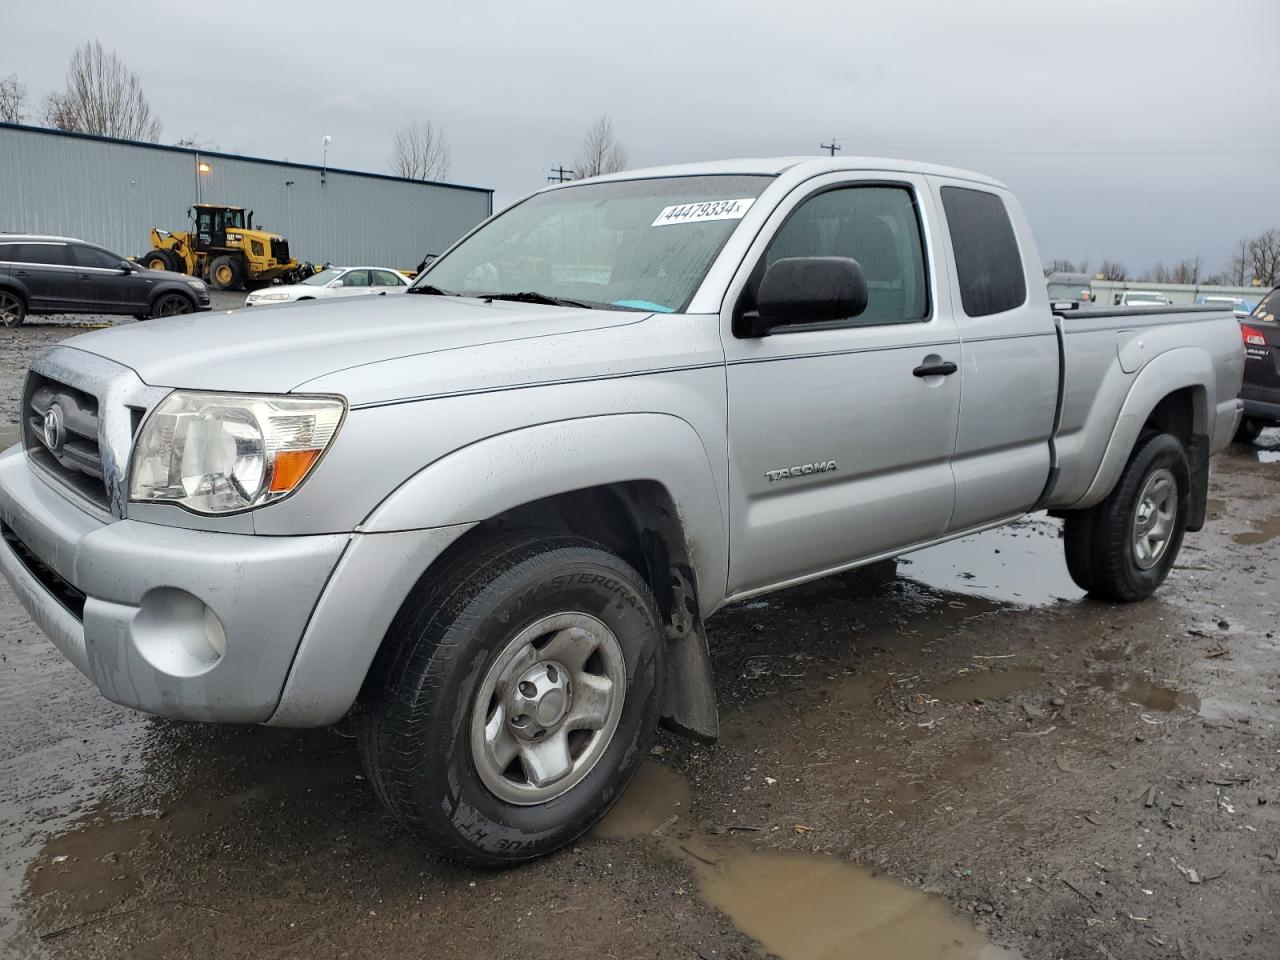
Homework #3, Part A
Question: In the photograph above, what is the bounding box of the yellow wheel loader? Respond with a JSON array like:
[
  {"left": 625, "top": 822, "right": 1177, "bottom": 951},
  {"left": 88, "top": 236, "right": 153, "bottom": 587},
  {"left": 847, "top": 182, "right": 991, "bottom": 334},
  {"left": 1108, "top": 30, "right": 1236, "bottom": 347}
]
[{"left": 143, "top": 204, "right": 304, "bottom": 291}]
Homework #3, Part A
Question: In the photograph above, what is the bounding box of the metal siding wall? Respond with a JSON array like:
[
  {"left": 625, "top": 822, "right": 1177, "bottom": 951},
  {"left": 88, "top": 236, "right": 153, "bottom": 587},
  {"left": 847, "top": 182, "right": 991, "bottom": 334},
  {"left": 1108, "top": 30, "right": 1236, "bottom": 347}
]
[{"left": 0, "top": 126, "right": 490, "bottom": 270}]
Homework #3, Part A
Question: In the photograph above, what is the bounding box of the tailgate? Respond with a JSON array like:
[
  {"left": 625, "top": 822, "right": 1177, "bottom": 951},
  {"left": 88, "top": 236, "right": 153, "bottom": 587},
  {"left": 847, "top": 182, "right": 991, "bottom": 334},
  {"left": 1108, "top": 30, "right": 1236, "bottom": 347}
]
[{"left": 1241, "top": 290, "right": 1280, "bottom": 406}]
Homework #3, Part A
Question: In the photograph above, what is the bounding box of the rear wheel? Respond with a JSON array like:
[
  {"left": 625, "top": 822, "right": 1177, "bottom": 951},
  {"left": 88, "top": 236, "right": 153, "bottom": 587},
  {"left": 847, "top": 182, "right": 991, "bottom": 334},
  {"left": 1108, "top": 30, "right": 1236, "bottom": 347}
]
[
  {"left": 358, "top": 531, "right": 664, "bottom": 867},
  {"left": 0, "top": 291, "right": 25, "bottom": 327},
  {"left": 142, "top": 249, "right": 177, "bottom": 273},
  {"left": 1063, "top": 432, "right": 1189, "bottom": 602},
  {"left": 1233, "top": 417, "right": 1265, "bottom": 445},
  {"left": 150, "top": 293, "right": 194, "bottom": 318},
  {"left": 208, "top": 255, "right": 244, "bottom": 290}
]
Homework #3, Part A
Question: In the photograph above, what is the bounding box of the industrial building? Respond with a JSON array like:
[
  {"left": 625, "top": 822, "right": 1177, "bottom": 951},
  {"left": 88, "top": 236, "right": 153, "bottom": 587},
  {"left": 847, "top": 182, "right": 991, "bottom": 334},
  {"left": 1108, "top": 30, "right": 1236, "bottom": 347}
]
[{"left": 0, "top": 122, "right": 493, "bottom": 270}]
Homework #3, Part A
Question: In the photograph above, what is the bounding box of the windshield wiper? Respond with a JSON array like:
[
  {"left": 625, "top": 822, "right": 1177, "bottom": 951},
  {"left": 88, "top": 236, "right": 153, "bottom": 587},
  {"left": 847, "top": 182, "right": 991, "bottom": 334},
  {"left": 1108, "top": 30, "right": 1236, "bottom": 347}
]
[
  {"left": 407, "top": 284, "right": 453, "bottom": 296},
  {"left": 480, "top": 291, "right": 596, "bottom": 310}
]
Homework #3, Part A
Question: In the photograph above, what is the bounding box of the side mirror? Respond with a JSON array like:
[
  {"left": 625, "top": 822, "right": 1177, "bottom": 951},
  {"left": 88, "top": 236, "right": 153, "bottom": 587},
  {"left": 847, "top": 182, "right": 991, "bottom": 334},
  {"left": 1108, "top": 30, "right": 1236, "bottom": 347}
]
[
  {"left": 745, "top": 256, "right": 869, "bottom": 336},
  {"left": 120, "top": 260, "right": 138, "bottom": 274},
  {"left": 330, "top": 279, "right": 344, "bottom": 288}
]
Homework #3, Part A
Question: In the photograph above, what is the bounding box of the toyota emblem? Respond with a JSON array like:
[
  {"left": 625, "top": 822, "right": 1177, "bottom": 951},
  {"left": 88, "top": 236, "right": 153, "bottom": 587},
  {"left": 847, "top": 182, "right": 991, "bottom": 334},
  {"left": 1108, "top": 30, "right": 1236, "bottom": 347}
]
[{"left": 42, "top": 404, "right": 65, "bottom": 455}]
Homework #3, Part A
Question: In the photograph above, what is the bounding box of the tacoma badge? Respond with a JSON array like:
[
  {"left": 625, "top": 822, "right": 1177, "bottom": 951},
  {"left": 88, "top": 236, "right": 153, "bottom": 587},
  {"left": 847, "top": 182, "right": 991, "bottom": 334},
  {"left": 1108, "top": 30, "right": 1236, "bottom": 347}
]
[{"left": 764, "top": 460, "right": 837, "bottom": 482}]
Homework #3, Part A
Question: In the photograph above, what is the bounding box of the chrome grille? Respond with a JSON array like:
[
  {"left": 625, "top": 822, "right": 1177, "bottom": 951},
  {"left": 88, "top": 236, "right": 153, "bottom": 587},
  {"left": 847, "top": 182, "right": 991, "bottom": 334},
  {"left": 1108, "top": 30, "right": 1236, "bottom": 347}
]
[{"left": 22, "top": 372, "right": 110, "bottom": 511}]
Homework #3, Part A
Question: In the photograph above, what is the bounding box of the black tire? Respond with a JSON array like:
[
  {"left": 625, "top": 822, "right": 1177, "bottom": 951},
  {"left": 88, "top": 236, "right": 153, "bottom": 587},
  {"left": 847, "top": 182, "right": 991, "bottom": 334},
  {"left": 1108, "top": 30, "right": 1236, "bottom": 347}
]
[
  {"left": 150, "top": 293, "right": 195, "bottom": 318},
  {"left": 0, "top": 289, "right": 25, "bottom": 327},
  {"left": 207, "top": 255, "right": 244, "bottom": 290},
  {"left": 142, "top": 249, "right": 177, "bottom": 273},
  {"left": 357, "top": 530, "right": 665, "bottom": 867},
  {"left": 1233, "top": 417, "right": 1265, "bottom": 445},
  {"left": 1062, "top": 432, "right": 1190, "bottom": 602}
]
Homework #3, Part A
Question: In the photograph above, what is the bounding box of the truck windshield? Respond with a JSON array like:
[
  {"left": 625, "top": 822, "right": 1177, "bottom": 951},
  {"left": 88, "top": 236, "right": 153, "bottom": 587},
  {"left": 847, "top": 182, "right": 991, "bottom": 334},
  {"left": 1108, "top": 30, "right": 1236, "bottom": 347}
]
[{"left": 416, "top": 175, "right": 774, "bottom": 312}]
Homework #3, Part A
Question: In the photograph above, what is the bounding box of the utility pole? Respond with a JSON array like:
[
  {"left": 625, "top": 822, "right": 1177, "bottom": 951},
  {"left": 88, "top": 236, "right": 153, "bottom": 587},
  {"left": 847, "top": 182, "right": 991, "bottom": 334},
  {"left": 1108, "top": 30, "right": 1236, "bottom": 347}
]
[
  {"left": 548, "top": 165, "right": 574, "bottom": 183},
  {"left": 820, "top": 140, "right": 841, "bottom": 157}
]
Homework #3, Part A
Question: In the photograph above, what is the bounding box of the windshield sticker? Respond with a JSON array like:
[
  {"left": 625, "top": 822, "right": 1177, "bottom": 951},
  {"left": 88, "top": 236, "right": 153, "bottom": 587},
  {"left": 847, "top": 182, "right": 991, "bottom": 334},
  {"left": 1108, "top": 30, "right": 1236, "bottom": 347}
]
[{"left": 651, "top": 198, "right": 755, "bottom": 227}]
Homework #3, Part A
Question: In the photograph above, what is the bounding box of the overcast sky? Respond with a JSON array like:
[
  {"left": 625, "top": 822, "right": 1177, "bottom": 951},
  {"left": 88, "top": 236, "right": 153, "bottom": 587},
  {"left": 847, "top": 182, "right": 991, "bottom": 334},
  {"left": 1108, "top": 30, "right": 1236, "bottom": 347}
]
[{"left": 4, "top": 0, "right": 1278, "bottom": 273}]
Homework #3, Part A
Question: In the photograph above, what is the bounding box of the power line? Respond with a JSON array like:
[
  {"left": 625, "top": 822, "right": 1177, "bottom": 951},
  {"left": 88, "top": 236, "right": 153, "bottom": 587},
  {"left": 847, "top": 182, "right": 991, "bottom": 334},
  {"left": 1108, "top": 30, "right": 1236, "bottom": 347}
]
[
  {"left": 548, "top": 165, "right": 574, "bottom": 183},
  {"left": 820, "top": 140, "right": 841, "bottom": 157}
]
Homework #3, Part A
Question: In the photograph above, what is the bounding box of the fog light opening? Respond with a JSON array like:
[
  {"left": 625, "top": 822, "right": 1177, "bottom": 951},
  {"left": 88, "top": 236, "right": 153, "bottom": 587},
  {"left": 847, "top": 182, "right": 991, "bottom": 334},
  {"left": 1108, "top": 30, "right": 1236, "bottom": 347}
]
[{"left": 131, "top": 587, "right": 228, "bottom": 677}]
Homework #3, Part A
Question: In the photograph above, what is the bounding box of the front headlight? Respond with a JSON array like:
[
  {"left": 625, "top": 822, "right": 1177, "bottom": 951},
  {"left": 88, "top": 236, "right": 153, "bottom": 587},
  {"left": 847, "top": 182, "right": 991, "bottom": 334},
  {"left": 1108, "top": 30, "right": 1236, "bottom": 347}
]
[
  {"left": 186, "top": 279, "right": 207, "bottom": 291},
  {"left": 129, "top": 392, "right": 346, "bottom": 515},
  {"left": 254, "top": 292, "right": 291, "bottom": 301}
]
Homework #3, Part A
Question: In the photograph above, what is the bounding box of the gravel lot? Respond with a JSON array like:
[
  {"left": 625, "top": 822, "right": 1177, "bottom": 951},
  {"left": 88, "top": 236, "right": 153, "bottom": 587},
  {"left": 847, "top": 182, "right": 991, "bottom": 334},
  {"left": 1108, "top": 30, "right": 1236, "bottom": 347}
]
[{"left": 0, "top": 312, "right": 1276, "bottom": 959}]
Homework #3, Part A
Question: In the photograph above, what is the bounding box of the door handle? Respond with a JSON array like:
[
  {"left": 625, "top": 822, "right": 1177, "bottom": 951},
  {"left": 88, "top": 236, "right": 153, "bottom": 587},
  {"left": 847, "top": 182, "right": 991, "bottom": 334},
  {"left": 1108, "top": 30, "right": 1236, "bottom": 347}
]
[
  {"left": 14, "top": 270, "right": 27, "bottom": 277},
  {"left": 913, "top": 360, "right": 958, "bottom": 378}
]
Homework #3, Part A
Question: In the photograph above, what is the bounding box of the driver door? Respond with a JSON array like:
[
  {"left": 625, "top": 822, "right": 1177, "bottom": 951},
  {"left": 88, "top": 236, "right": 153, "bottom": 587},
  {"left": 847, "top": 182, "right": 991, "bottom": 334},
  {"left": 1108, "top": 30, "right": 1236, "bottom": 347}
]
[{"left": 720, "top": 176, "right": 962, "bottom": 597}]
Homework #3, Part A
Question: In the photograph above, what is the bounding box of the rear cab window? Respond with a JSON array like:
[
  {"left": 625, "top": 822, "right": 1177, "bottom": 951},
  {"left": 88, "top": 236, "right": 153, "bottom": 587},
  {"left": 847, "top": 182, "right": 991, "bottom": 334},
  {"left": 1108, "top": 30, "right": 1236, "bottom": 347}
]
[
  {"left": 1252, "top": 288, "right": 1279, "bottom": 325},
  {"left": 940, "top": 186, "right": 1027, "bottom": 317}
]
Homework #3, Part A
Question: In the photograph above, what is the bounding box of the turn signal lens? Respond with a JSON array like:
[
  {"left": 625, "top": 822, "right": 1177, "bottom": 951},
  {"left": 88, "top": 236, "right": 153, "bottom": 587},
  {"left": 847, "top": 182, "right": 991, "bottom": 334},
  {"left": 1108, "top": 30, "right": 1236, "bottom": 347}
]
[{"left": 269, "top": 448, "right": 323, "bottom": 493}]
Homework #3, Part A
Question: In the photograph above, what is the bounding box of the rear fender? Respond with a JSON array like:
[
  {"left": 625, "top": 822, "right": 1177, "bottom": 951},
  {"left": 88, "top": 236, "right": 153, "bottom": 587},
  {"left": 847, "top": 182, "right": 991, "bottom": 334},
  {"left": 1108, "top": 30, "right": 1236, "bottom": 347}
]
[{"left": 1073, "top": 348, "right": 1213, "bottom": 510}]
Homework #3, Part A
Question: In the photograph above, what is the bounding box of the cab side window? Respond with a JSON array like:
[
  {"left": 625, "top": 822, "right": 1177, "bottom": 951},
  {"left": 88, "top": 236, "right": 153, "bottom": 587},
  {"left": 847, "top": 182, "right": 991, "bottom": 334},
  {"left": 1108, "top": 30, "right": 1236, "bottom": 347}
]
[
  {"left": 340, "top": 270, "right": 370, "bottom": 288},
  {"left": 940, "top": 186, "right": 1026, "bottom": 317},
  {"left": 372, "top": 270, "right": 403, "bottom": 287},
  {"left": 762, "top": 185, "right": 930, "bottom": 325}
]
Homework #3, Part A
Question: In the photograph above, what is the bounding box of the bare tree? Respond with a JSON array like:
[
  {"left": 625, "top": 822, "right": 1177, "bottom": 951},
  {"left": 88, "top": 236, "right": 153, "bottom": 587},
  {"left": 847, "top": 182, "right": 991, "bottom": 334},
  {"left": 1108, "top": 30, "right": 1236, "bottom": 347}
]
[
  {"left": 0, "top": 74, "right": 27, "bottom": 123},
  {"left": 1047, "top": 258, "right": 1078, "bottom": 274},
  {"left": 43, "top": 40, "right": 161, "bottom": 141},
  {"left": 1247, "top": 228, "right": 1280, "bottom": 287},
  {"left": 1098, "top": 259, "right": 1128, "bottom": 281},
  {"left": 1226, "top": 235, "right": 1251, "bottom": 286},
  {"left": 573, "top": 115, "right": 627, "bottom": 179},
  {"left": 390, "top": 119, "right": 452, "bottom": 181},
  {"left": 1169, "top": 256, "right": 1202, "bottom": 285}
]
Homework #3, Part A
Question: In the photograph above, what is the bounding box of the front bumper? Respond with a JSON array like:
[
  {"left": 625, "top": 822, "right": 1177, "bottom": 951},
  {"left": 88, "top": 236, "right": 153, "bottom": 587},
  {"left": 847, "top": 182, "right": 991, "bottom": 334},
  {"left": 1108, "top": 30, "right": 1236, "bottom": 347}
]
[{"left": 0, "top": 445, "right": 348, "bottom": 722}]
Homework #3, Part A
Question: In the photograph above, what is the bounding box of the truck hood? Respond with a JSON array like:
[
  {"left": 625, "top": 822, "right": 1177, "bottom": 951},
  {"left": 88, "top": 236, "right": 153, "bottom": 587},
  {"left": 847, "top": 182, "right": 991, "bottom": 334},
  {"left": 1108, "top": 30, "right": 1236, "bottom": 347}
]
[{"left": 64, "top": 295, "right": 646, "bottom": 399}]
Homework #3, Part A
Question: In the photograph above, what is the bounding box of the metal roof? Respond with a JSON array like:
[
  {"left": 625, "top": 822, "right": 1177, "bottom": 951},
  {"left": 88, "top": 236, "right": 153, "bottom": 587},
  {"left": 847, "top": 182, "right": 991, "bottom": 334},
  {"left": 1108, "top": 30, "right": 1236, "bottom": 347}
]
[{"left": 0, "top": 121, "right": 493, "bottom": 196}]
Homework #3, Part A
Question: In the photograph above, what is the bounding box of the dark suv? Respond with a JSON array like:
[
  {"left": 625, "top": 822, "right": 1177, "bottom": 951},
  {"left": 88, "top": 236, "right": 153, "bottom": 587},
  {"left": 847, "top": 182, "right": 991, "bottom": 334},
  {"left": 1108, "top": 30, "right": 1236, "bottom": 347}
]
[
  {"left": 1236, "top": 285, "right": 1280, "bottom": 443},
  {"left": 0, "top": 235, "right": 211, "bottom": 327}
]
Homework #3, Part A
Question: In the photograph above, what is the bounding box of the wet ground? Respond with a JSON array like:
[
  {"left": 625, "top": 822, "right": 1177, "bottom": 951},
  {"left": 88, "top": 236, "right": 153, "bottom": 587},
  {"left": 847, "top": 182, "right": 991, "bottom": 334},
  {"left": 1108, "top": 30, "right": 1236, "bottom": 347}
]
[{"left": 0, "top": 317, "right": 1277, "bottom": 959}]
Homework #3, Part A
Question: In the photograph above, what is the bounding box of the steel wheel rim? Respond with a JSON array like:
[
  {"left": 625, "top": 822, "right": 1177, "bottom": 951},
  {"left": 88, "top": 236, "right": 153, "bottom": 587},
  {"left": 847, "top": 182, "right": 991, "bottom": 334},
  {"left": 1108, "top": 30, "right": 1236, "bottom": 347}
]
[
  {"left": 1132, "top": 467, "right": 1177, "bottom": 569},
  {"left": 0, "top": 294, "right": 20, "bottom": 327},
  {"left": 215, "top": 265, "right": 232, "bottom": 285},
  {"left": 469, "top": 612, "right": 627, "bottom": 805}
]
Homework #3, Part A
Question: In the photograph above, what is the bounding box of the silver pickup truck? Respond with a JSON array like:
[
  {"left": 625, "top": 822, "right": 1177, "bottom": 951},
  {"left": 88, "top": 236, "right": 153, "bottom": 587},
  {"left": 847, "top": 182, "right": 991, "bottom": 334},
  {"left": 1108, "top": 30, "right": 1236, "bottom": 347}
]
[{"left": 0, "top": 157, "right": 1244, "bottom": 865}]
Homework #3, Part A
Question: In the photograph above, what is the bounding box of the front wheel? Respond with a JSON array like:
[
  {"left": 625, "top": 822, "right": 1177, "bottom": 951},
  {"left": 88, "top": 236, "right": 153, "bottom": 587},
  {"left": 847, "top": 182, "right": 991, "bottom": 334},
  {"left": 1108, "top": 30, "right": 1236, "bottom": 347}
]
[
  {"left": 150, "top": 293, "right": 194, "bottom": 318},
  {"left": 357, "top": 531, "right": 664, "bottom": 866},
  {"left": 1063, "top": 432, "right": 1190, "bottom": 602},
  {"left": 207, "top": 255, "right": 244, "bottom": 290}
]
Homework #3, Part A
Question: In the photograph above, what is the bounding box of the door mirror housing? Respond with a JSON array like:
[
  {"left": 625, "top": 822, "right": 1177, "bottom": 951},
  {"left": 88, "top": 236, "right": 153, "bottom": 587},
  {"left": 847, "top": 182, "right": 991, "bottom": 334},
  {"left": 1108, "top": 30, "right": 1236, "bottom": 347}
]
[
  {"left": 746, "top": 256, "right": 869, "bottom": 336},
  {"left": 330, "top": 279, "right": 344, "bottom": 288},
  {"left": 120, "top": 260, "right": 139, "bottom": 274}
]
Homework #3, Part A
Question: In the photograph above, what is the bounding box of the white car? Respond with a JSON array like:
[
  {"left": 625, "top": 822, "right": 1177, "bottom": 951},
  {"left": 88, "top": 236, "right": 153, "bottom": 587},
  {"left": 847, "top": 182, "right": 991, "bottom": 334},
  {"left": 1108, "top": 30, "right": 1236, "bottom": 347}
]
[
  {"left": 245, "top": 266, "right": 410, "bottom": 306},
  {"left": 1114, "top": 290, "right": 1172, "bottom": 306}
]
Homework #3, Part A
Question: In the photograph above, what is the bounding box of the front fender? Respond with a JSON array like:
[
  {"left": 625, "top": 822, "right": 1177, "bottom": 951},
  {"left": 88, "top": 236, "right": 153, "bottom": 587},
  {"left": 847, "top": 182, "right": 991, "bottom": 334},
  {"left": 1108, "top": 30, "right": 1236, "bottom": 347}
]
[
  {"left": 1073, "top": 347, "right": 1213, "bottom": 509},
  {"left": 360, "top": 413, "right": 729, "bottom": 610}
]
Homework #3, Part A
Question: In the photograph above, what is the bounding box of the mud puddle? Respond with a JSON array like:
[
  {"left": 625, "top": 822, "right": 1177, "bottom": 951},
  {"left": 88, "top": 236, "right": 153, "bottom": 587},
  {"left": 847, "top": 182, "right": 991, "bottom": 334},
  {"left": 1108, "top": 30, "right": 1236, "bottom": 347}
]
[
  {"left": 899, "top": 518, "right": 1084, "bottom": 606},
  {"left": 1092, "top": 672, "right": 1200, "bottom": 713},
  {"left": 928, "top": 668, "right": 1043, "bottom": 703},
  {"left": 597, "top": 762, "right": 1022, "bottom": 960},
  {"left": 1232, "top": 512, "right": 1280, "bottom": 545}
]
